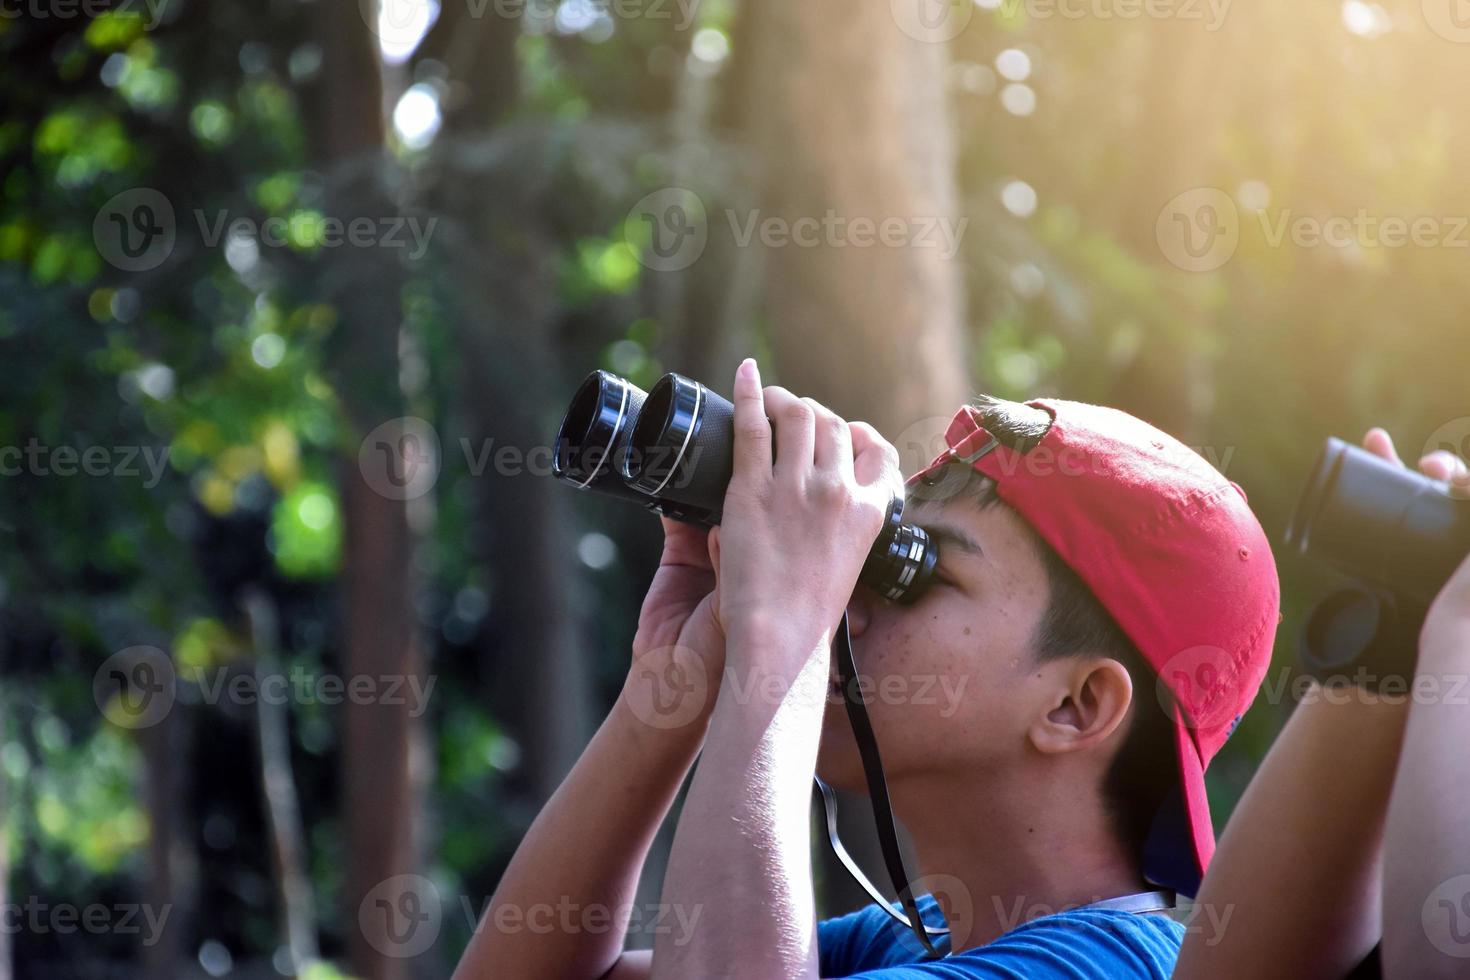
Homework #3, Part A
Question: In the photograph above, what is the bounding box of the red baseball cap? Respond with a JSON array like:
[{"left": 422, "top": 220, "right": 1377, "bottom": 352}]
[{"left": 907, "top": 398, "right": 1280, "bottom": 898}]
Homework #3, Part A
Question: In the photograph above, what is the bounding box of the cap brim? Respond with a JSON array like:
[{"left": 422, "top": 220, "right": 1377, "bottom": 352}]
[{"left": 1142, "top": 707, "right": 1215, "bottom": 899}]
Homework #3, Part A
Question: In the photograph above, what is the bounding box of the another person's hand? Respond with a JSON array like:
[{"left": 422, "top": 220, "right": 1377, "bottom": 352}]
[
  {"left": 1372, "top": 429, "right": 1470, "bottom": 980},
  {"left": 1361, "top": 427, "right": 1470, "bottom": 656},
  {"left": 707, "top": 358, "right": 903, "bottom": 673}
]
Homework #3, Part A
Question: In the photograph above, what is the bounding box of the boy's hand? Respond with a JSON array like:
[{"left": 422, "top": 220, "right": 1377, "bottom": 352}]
[
  {"left": 626, "top": 517, "right": 724, "bottom": 731},
  {"left": 707, "top": 358, "right": 903, "bottom": 669}
]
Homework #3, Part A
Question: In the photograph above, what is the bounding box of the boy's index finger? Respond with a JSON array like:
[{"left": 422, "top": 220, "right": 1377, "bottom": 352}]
[{"left": 731, "top": 358, "right": 771, "bottom": 483}]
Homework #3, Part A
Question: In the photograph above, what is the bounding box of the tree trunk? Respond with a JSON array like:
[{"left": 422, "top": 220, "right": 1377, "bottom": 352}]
[
  {"left": 142, "top": 704, "right": 194, "bottom": 978},
  {"left": 311, "top": 6, "right": 426, "bottom": 978},
  {"left": 738, "top": 0, "right": 969, "bottom": 442}
]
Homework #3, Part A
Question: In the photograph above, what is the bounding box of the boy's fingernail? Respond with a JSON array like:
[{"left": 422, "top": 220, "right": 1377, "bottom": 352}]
[{"left": 738, "top": 357, "right": 756, "bottom": 380}]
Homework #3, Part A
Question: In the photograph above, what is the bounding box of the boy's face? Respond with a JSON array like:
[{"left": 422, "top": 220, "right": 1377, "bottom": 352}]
[{"left": 816, "top": 491, "right": 1062, "bottom": 789}]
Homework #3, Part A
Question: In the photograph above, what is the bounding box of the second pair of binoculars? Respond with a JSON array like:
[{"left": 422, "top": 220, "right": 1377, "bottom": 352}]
[{"left": 552, "top": 369, "right": 938, "bottom": 604}]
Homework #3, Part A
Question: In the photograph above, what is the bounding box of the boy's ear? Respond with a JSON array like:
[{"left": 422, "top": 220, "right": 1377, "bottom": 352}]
[{"left": 1027, "top": 658, "right": 1134, "bottom": 756}]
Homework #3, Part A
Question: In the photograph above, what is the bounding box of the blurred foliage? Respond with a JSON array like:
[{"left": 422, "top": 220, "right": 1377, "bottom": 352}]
[{"left": 2, "top": 0, "right": 1468, "bottom": 975}]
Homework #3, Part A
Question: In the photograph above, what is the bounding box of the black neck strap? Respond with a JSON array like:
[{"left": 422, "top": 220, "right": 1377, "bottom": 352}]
[{"left": 827, "top": 611, "right": 943, "bottom": 958}]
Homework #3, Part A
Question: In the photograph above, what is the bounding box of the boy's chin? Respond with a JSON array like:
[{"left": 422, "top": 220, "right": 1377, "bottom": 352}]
[{"left": 815, "top": 721, "right": 866, "bottom": 793}]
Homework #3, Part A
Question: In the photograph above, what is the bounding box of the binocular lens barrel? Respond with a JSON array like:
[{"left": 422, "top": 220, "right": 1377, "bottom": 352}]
[
  {"left": 1286, "top": 436, "right": 1470, "bottom": 603},
  {"left": 622, "top": 373, "right": 735, "bottom": 518},
  {"left": 551, "top": 370, "right": 652, "bottom": 505},
  {"left": 553, "top": 369, "right": 938, "bottom": 604}
]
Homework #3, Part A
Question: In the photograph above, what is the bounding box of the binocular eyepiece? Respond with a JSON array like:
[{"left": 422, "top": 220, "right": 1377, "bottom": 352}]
[
  {"left": 1287, "top": 436, "right": 1470, "bottom": 604},
  {"left": 553, "top": 370, "right": 939, "bottom": 604}
]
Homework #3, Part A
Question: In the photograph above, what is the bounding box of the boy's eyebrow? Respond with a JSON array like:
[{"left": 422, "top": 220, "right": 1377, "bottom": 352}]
[{"left": 919, "top": 520, "right": 985, "bottom": 560}]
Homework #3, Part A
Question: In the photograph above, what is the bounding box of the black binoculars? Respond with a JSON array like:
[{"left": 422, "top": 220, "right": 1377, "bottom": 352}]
[
  {"left": 1287, "top": 435, "right": 1470, "bottom": 604},
  {"left": 551, "top": 370, "right": 939, "bottom": 603}
]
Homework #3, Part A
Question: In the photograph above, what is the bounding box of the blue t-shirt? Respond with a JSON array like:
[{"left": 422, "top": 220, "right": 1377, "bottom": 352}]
[{"left": 817, "top": 893, "right": 1184, "bottom": 979}]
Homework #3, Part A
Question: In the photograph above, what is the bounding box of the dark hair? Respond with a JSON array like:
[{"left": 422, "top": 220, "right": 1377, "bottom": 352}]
[{"left": 955, "top": 395, "right": 1178, "bottom": 868}]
